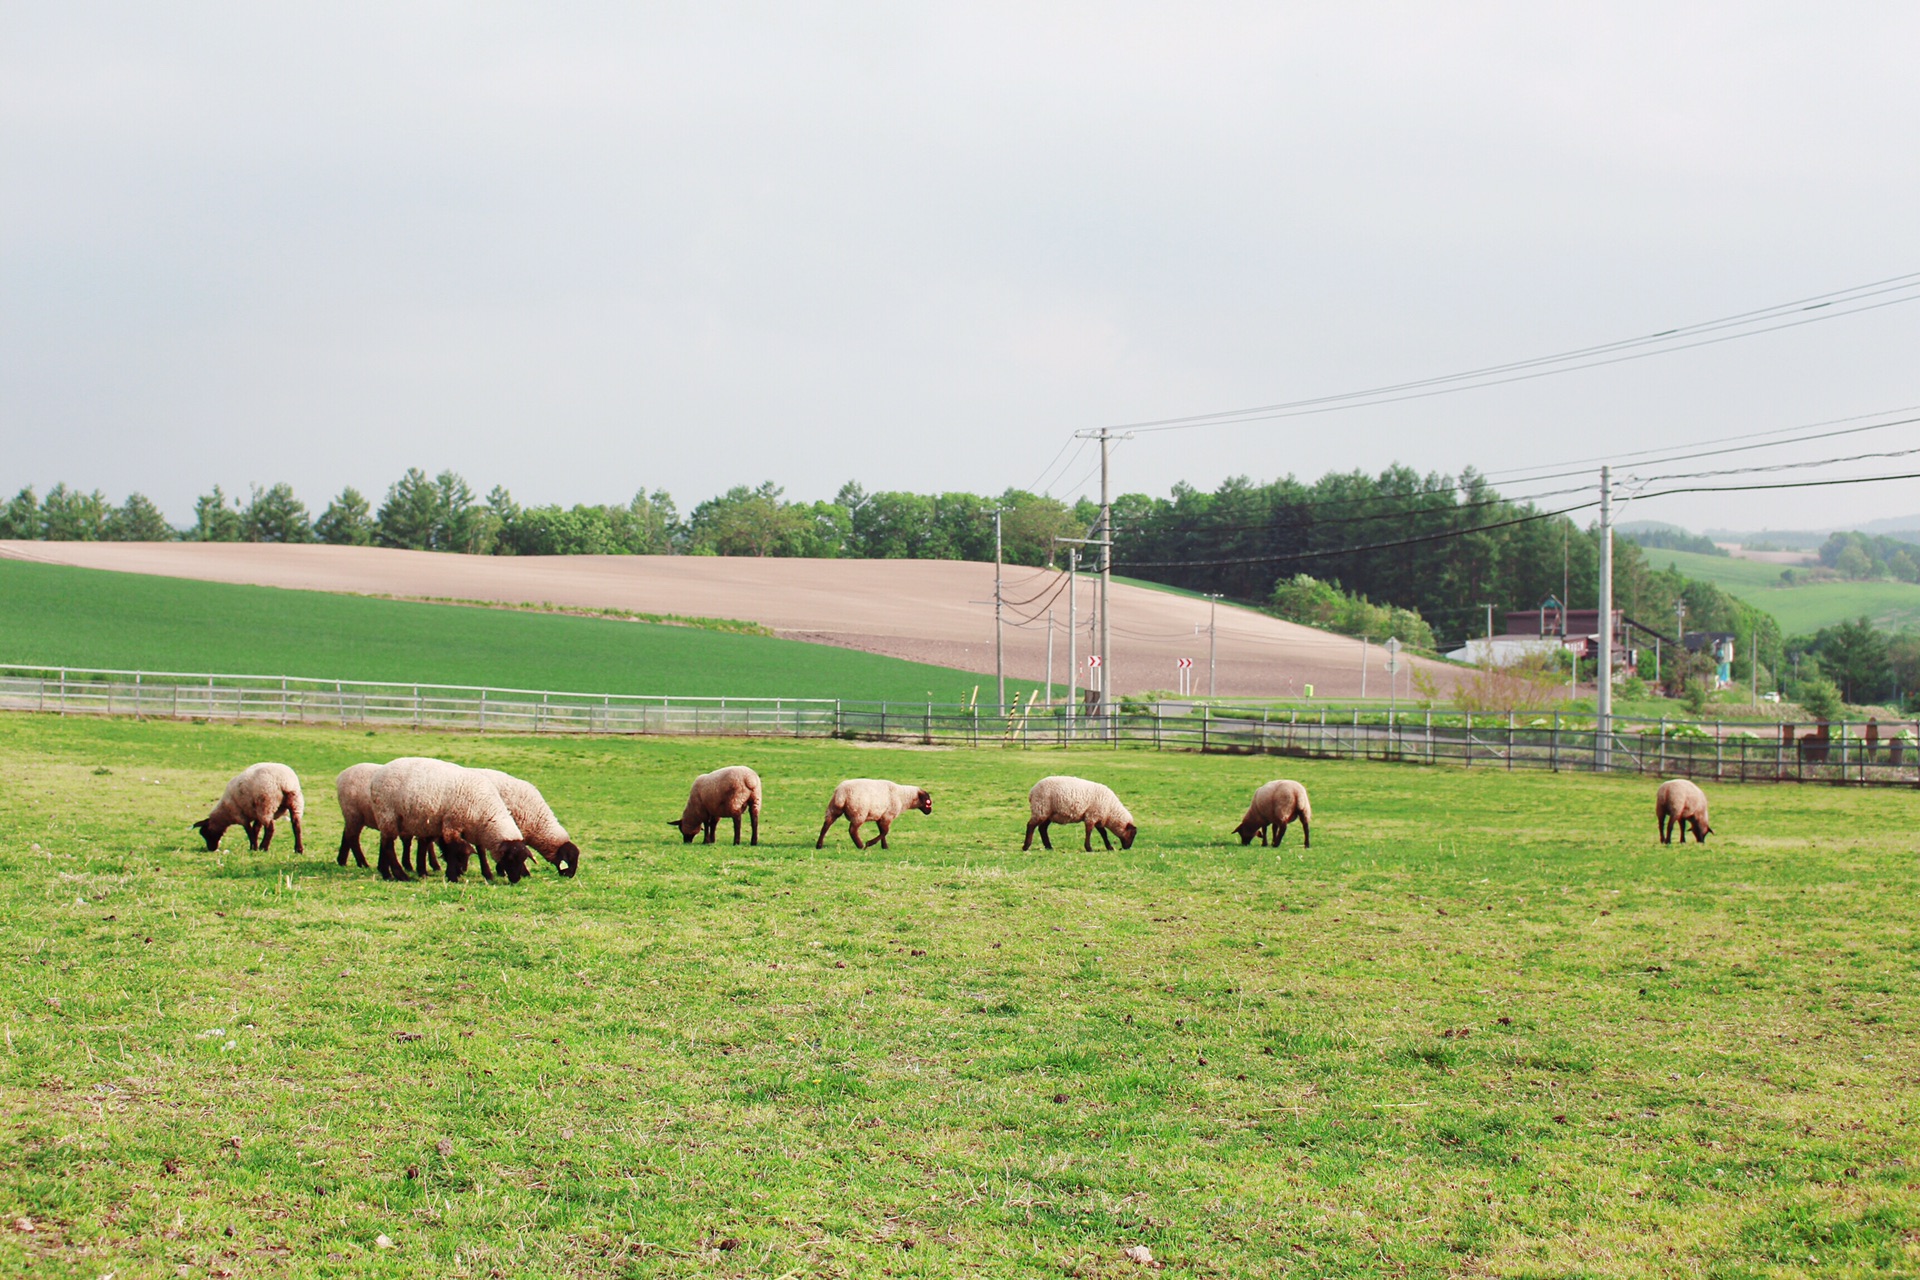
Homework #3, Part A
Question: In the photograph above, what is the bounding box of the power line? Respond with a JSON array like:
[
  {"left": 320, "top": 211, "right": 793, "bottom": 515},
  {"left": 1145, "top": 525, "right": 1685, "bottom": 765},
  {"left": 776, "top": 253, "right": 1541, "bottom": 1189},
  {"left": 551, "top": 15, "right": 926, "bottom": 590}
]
[{"left": 1091, "top": 272, "right": 1920, "bottom": 436}]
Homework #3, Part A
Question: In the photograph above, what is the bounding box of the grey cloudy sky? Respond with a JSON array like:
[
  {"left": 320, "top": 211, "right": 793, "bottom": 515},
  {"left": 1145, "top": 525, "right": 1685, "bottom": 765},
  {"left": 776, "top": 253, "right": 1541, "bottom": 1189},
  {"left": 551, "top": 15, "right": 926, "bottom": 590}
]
[{"left": 5, "top": 3, "right": 1919, "bottom": 532}]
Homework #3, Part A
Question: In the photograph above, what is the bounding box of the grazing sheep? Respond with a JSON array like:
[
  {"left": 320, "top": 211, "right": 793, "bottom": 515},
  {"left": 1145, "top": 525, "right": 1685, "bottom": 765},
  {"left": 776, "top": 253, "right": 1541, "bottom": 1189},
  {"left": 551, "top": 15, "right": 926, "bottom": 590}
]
[
  {"left": 815, "top": 779, "right": 933, "bottom": 850},
  {"left": 670, "top": 766, "right": 762, "bottom": 845},
  {"left": 1656, "top": 779, "right": 1712, "bottom": 845},
  {"left": 1234, "top": 779, "right": 1312, "bottom": 848},
  {"left": 476, "top": 768, "right": 581, "bottom": 877},
  {"left": 334, "top": 763, "right": 378, "bottom": 869},
  {"left": 368, "top": 758, "right": 533, "bottom": 883},
  {"left": 194, "top": 763, "right": 305, "bottom": 854},
  {"left": 367, "top": 757, "right": 443, "bottom": 880},
  {"left": 1022, "top": 775, "right": 1137, "bottom": 851}
]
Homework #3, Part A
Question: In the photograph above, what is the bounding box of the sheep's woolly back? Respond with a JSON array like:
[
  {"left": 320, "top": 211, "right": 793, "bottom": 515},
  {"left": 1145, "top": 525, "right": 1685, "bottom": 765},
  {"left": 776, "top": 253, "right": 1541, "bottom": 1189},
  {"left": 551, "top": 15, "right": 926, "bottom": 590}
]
[
  {"left": 684, "top": 766, "right": 762, "bottom": 821},
  {"left": 369, "top": 757, "right": 450, "bottom": 840},
  {"left": 1028, "top": 776, "right": 1134, "bottom": 828},
  {"left": 827, "top": 779, "right": 926, "bottom": 823},
  {"left": 335, "top": 763, "right": 379, "bottom": 829},
  {"left": 210, "top": 762, "right": 304, "bottom": 826},
  {"left": 1656, "top": 779, "right": 1709, "bottom": 822},
  {"left": 433, "top": 768, "right": 527, "bottom": 851},
  {"left": 477, "top": 769, "right": 570, "bottom": 855},
  {"left": 1245, "top": 779, "right": 1310, "bottom": 825}
]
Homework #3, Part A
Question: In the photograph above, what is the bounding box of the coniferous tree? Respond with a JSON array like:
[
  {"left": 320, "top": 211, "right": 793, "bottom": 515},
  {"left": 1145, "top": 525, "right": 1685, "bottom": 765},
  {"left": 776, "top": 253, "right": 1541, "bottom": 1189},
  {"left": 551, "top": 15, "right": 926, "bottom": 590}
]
[
  {"left": 242, "top": 483, "right": 314, "bottom": 543},
  {"left": 40, "top": 483, "right": 110, "bottom": 540},
  {"left": 103, "top": 493, "right": 175, "bottom": 541},
  {"left": 0, "top": 486, "right": 42, "bottom": 539},
  {"left": 314, "top": 487, "right": 375, "bottom": 545}
]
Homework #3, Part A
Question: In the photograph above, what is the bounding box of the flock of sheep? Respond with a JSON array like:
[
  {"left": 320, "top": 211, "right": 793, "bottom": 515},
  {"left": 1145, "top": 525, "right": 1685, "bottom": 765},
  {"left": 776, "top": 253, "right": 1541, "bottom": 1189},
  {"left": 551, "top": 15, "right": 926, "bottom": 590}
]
[{"left": 191, "top": 755, "right": 1710, "bottom": 877}]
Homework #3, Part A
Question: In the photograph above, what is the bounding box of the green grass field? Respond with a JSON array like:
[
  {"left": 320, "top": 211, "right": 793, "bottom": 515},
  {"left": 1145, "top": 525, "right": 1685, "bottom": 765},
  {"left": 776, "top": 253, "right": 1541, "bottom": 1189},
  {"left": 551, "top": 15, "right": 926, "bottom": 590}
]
[
  {"left": 3, "top": 713, "right": 1916, "bottom": 1277},
  {"left": 1649, "top": 550, "right": 1920, "bottom": 635},
  {"left": 0, "top": 559, "right": 989, "bottom": 703}
]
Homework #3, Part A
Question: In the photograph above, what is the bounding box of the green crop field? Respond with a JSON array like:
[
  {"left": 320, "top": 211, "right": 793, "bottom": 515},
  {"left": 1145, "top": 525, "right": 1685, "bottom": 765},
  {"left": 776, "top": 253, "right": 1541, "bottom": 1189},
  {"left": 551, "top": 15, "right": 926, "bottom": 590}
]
[
  {"left": 0, "top": 559, "right": 991, "bottom": 704},
  {"left": 4, "top": 713, "right": 1916, "bottom": 1277},
  {"left": 1648, "top": 550, "right": 1920, "bottom": 635}
]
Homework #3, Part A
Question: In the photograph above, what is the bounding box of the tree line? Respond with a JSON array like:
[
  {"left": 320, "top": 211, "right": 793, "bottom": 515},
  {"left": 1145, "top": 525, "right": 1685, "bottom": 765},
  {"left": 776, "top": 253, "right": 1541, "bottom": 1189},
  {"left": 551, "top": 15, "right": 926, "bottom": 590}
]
[
  {"left": 6, "top": 465, "right": 1914, "bottom": 706},
  {"left": 0, "top": 473, "right": 1087, "bottom": 566}
]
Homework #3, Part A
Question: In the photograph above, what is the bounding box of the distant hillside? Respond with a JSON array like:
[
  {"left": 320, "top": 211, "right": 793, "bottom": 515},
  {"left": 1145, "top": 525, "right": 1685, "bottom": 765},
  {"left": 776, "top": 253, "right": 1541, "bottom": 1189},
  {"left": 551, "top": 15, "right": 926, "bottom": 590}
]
[{"left": 1650, "top": 548, "right": 1920, "bottom": 634}]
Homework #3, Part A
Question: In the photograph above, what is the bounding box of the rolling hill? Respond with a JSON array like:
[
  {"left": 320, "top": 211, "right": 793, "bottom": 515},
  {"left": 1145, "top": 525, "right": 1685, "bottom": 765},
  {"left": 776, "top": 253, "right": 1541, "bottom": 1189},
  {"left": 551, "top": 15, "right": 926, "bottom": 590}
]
[{"left": 1648, "top": 548, "right": 1920, "bottom": 635}]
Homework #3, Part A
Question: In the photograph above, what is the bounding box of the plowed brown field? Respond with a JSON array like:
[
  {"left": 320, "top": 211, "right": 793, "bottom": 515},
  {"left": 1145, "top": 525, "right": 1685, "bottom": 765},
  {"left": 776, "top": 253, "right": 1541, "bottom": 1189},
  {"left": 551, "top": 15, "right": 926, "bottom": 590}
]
[{"left": 0, "top": 541, "right": 1465, "bottom": 698}]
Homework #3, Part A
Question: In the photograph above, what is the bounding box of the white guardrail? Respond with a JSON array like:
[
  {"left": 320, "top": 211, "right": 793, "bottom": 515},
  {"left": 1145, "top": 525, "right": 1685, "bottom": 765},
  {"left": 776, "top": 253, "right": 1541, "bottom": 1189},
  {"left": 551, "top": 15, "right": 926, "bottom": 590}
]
[{"left": 3, "top": 665, "right": 1915, "bottom": 786}]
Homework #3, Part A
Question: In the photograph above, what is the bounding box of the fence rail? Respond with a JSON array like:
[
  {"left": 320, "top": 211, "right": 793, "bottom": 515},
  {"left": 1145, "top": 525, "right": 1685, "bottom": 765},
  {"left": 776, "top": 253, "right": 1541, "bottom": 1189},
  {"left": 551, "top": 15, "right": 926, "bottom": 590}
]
[{"left": 3, "top": 665, "right": 1914, "bottom": 787}]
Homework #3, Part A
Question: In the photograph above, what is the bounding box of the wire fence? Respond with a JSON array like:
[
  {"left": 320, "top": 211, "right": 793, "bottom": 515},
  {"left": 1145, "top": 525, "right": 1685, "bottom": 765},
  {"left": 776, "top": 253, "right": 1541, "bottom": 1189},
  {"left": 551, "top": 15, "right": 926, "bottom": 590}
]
[{"left": 3, "top": 665, "right": 1915, "bottom": 787}]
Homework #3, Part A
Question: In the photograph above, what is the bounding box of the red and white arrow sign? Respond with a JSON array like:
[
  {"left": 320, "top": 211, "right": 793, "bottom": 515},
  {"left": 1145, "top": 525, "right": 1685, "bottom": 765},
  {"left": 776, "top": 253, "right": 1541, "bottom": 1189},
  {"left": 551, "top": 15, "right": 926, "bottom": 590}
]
[
  {"left": 1087, "top": 655, "right": 1102, "bottom": 668},
  {"left": 1176, "top": 657, "right": 1193, "bottom": 670}
]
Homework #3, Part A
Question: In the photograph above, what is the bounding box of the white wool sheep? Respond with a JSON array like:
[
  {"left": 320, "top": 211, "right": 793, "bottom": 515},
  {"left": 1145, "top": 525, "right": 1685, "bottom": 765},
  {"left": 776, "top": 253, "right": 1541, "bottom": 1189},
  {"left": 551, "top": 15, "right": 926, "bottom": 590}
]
[
  {"left": 194, "top": 762, "right": 305, "bottom": 854},
  {"left": 671, "top": 766, "right": 763, "bottom": 845},
  {"left": 369, "top": 759, "right": 534, "bottom": 883},
  {"left": 1656, "top": 779, "right": 1712, "bottom": 844},
  {"left": 334, "top": 763, "right": 379, "bottom": 869},
  {"left": 1022, "top": 775, "right": 1137, "bottom": 851},
  {"left": 1234, "top": 779, "right": 1312, "bottom": 848},
  {"left": 367, "top": 756, "right": 447, "bottom": 878},
  {"left": 814, "top": 779, "right": 933, "bottom": 850},
  {"left": 477, "top": 768, "right": 580, "bottom": 877}
]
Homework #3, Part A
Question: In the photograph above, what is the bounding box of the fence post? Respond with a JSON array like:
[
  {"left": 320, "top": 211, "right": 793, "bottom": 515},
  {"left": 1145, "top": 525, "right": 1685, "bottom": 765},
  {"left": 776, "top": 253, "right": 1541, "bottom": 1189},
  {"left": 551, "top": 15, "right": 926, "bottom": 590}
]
[
  {"left": 1507, "top": 710, "right": 1514, "bottom": 771},
  {"left": 59, "top": 668, "right": 66, "bottom": 715},
  {"left": 1716, "top": 721, "right": 1724, "bottom": 779},
  {"left": 1551, "top": 711, "right": 1560, "bottom": 772},
  {"left": 1201, "top": 704, "right": 1209, "bottom": 754},
  {"left": 413, "top": 686, "right": 421, "bottom": 728}
]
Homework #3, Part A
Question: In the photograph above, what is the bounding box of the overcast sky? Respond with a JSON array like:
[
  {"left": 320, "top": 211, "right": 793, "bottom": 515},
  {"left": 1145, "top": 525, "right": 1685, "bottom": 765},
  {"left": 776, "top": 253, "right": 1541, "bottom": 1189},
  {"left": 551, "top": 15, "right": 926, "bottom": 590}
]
[{"left": 5, "top": 3, "right": 1919, "bottom": 532}]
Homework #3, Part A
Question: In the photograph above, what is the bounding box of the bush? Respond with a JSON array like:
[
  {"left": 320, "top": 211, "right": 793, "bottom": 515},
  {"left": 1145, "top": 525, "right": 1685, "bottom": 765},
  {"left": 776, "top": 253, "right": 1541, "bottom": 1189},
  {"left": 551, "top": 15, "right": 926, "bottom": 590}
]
[{"left": 1266, "top": 574, "right": 1435, "bottom": 649}]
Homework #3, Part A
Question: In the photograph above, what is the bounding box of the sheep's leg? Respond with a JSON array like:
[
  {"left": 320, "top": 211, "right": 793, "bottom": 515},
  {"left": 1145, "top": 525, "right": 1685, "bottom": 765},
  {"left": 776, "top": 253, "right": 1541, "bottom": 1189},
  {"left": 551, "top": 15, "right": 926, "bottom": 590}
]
[
  {"left": 1095, "top": 824, "right": 1114, "bottom": 851},
  {"left": 1084, "top": 821, "right": 1095, "bottom": 851},
  {"left": 749, "top": 803, "right": 760, "bottom": 846},
  {"left": 442, "top": 841, "right": 470, "bottom": 882},
  {"left": 258, "top": 819, "right": 276, "bottom": 852},
  {"left": 1658, "top": 814, "right": 1669, "bottom": 844},
  {"left": 1273, "top": 819, "right": 1287, "bottom": 848},
  {"left": 345, "top": 830, "right": 368, "bottom": 869},
  {"left": 876, "top": 816, "right": 892, "bottom": 850},
  {"left": 424, "top": 838, "right": 441, "bottom": 873},
  {"left": 378, "top": 832, "right": 411, "bottom": 882},
  {"left": 338, "top": 824, "right": 359, "bottom": 867},
  {"left": 476, "top": 845, "right": 496, "bottom": 881},
  {"left": 1022, "top": 819, "right": 1039, "bottom": 851},
  {"left": 848, "top": 821, "right": 868, "bottom": 850},
  {"left": 288, "top": 809, "right": 304, "bottom": 855},
  {"left": 702, "top": 818, "right": 717, "bottom": 844},
  {"left": 816, "top": 805, "right": 842, "bottom": 850},
  {"left": 729, "top": 813, "right": 743, "bottom": 845},
  {"left": 243, "top": 820, "right": 261, "bottom": 851},
  {"left": 1299, "top": 814, "right": 1310, "bottom": 849}
]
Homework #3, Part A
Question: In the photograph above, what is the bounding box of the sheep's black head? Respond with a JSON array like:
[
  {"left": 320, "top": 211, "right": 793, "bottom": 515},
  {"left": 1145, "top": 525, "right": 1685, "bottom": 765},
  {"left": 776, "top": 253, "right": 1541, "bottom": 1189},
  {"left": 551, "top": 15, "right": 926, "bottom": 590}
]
[
  {"left": 553, "top": 840, "right": 580, "bottom": 878},
  {"left": 1693, "top": 819, "right": 1712, "bottom": 843},
  {"left": 442, "top": 844, "right": 471, "bottom": 882},
  {"left": 192, "top": 818, "right": 226, "bottom": 851},
  {"left": 915, "top": 789, "right": 933, "bottom": 815},
  {"left": 1233, "top": 817, "right": 1262, "bottom": 846},
  {"left": 669, "top": 817, "right": 700, "bottom": 843},
  {"left": 496, "top": 841, "right": 534, "bottom": 885},
  {"left": 1117, "top": 822, "right": 1138, "bottom": 850}
]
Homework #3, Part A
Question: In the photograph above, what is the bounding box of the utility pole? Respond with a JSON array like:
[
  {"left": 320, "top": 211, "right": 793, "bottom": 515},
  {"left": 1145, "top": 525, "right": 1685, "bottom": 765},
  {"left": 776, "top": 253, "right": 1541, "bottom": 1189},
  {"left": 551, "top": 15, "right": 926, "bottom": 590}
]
[
  {"left": 1204, "top": 593, "right": 1221, "bottom": 698},
  {"left": 1067, "top": 548, "right": 1078, "bottom": 740},
  {"left": 1360, "top": 636, "right": 1369, "bottom": 699},
  {"left": 1098, "top": 428, "right": 1113, "bottom": 734},
  {"left": 1481, "top": 603, "right": 1494, "bottom": 641},
  {"left": 992, "top": 508, "right": 1006, "bottom": 714},
  {"left": 1045, "top": 609, "right": 1055, "bottom": 710},
  {"left": 1597, "top": 465, "right": 1614, "bottom": 770}
]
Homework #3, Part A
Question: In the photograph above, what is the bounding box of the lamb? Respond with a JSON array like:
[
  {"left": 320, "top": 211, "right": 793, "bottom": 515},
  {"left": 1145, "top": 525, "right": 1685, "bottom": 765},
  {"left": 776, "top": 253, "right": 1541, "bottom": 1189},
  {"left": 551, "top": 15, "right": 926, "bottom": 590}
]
[
  {"left": 476, "top": 768, "right": 581, "bottom": 877},
  {"left": 193, "top": 762, "right": 305, "bottom": 854},
  {"left": 1234, "top": 779, "right": 1312, "bottom": 848},
  {"left": 670, "top": 766, "right": 762, "bottom": 845},
  {"left": 815, "top": 779, "right": 933, "bottom": 850},
  {"left": 1656, "top": 779, "right": 1712, "bottom": 844},
  {"left": 369, "top": 758, "right": 535, "bottom": 883},
  {"left": 1022, "top": 775, "right": 1137, "bottom": 851},
  {"left": 334, "top": 763, "right": 378, "bottom": 869}
]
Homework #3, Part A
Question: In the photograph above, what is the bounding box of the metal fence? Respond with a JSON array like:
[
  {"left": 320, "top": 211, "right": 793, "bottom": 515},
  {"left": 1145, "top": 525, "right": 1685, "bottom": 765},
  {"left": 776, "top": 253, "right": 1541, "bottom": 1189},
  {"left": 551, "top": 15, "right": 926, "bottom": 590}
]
[{"left": 3, "top": 665, "right": 1915, "bottom": 787}]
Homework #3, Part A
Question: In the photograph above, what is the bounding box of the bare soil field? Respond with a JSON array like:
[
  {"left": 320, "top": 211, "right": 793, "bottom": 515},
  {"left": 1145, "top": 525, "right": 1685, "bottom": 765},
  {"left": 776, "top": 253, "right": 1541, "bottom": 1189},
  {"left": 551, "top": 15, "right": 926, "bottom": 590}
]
[{"left": 0, "top": 541, "right": 1465, "bottom": 698}]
